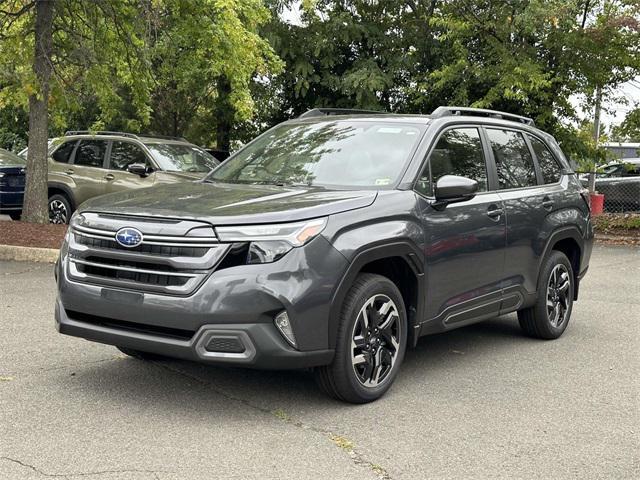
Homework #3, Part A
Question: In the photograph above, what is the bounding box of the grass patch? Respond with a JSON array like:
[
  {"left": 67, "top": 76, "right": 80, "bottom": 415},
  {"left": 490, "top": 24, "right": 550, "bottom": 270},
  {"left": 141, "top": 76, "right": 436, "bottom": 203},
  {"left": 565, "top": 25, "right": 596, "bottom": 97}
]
[
  {"left": 329, "top": 434, "right": 355, "bottom": 452},
  {"left": 592, "top": 213, "right": 640, "bottom": 232}
]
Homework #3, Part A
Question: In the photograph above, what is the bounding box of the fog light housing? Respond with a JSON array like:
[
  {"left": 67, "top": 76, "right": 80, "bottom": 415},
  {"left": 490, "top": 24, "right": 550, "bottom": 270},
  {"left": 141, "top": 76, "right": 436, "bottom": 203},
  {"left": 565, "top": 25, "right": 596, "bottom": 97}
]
[{"left": 274, "top": 311, "right": 297, "bottom": 349}]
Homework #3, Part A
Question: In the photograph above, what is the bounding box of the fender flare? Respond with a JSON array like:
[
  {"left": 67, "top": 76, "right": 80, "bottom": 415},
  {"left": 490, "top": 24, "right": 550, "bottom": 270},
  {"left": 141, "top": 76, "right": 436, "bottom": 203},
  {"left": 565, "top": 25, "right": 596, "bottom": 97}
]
[
  {"left": 47, "top": 182, "right": 77, "bottom": 211},
  {"left": 327, "top": 241, "right": 425, "bottom": 349},
  {"left": 537, "top": 226, "right": 584, "bottom": 291}
]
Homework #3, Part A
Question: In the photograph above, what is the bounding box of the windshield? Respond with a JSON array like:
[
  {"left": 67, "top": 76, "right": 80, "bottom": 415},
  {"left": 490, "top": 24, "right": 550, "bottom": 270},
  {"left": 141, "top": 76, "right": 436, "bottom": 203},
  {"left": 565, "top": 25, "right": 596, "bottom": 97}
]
[
  {"left": 0, "top": 149, "right": 26, "bottom": 166},
  {"left": 145, "top": 143, "right": 219, "bottom": 173},
  {"left": 207, "top": 121, "right": 424, "bottom": 187}
]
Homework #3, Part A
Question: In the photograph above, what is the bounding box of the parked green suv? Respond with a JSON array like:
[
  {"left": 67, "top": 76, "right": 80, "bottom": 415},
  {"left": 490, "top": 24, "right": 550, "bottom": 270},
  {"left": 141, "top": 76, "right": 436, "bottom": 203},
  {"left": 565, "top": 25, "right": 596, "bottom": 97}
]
[{"left": 47, "top": 132, "right": 219, "bottom": 223}]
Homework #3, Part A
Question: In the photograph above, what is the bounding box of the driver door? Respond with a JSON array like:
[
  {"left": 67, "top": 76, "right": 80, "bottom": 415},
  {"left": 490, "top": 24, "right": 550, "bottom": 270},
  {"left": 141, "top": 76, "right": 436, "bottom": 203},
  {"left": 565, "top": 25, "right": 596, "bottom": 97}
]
[
  {"left": 415, "top": 126, "right": 507, "bottom": 329},
  {"left": 104, "top": 140, "right": 157, "bottom": 194}
]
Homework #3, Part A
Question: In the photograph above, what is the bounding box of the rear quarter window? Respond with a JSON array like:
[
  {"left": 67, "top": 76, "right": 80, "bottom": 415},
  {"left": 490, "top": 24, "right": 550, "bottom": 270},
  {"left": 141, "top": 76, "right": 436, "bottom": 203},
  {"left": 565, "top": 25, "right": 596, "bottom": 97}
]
[
  {"left": 528, "top": 135, "right": 562, "bottom": 184},
  {"left": 51, "top": 141, "right": 77, "bottom": 163}
]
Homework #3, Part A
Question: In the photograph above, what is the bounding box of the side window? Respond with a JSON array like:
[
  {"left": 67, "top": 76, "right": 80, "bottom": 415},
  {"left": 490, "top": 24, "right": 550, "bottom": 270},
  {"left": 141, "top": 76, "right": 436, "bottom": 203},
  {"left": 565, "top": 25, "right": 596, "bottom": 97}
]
[
  {"left": 51, "top": 141, "right": 77, "bottom": 163},
  {"left": 528, "top": 135, "right": 561, "bottom": 184},
  {"left": 415, "top": 127, "right": 487, "bottom": 196},
  {"left": 109, "top": 141, "right": 149, "bottom": 171},
  {"left": 487, "top": 129, "right": 537, "bottom": 189},
  {"left": 73, "top": 140, "right": 107, "bottom": 168}
]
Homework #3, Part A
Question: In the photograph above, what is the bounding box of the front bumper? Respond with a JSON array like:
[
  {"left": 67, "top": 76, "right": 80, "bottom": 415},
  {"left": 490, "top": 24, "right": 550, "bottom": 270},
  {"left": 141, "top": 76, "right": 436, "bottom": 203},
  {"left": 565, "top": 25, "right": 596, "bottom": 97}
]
[
  {"left": 55, "top": 299, "right": 333, "bottom": 368},
  {"left": 55, "top": 234, "right": 346, "bottom": 369}
]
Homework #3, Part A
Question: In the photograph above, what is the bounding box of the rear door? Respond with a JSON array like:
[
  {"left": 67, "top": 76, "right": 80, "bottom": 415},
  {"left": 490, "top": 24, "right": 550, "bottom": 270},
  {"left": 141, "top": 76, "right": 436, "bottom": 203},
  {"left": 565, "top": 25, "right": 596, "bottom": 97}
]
[
  {"left": 415, "top": 126, "right": 507, "bottom": 328},
  {"left": 486, "top": 127, "right": 553, "bottom": 297},
  {"left": 104, "top": 140, "right": 156, "bottom": 194},
  {"left": 69, "top": 139, "right": 109, "bottom": 204}
]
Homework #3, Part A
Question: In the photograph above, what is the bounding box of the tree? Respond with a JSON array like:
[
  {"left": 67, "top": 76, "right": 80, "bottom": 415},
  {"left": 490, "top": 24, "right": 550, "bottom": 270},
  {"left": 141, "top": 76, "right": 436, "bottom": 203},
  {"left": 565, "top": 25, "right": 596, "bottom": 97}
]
[
  {"left": 144, "top": 0, "right": 282, "bottom": 149},
  {"left": 0, "top": 0, "right": 282, "bottom": 222},
  {"left": 0, "top": 0, "right": 153, "bottom": 223},
  {"left": 611, "top": 106, "right": 640, "bottom": 142}
]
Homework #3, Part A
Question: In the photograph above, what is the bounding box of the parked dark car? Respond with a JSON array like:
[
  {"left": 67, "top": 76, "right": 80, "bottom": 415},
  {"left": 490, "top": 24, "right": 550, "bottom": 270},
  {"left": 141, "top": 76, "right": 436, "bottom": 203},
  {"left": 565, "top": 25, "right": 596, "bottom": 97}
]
[
  {"left": 0, "top": 148, "right": 26, "bottom": 220},
  {"left": 55, "top": 107, "right": 593, "bottom": 403},
  {"left": 580, "top": 158, "right": 640, "bottom": 211}
]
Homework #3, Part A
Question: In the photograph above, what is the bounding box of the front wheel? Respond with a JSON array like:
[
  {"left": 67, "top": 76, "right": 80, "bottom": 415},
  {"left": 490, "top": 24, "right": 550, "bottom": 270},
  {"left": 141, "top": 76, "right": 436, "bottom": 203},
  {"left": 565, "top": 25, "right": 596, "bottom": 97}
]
[
  {"left": 48, "top": 194, "right": 71, "bottom": 224},
  {"left": 315, "top": 273, "right": 407, "bottom": 403},
  {"left": 518, "top": 251, "right": 574, "bottom": 339}
]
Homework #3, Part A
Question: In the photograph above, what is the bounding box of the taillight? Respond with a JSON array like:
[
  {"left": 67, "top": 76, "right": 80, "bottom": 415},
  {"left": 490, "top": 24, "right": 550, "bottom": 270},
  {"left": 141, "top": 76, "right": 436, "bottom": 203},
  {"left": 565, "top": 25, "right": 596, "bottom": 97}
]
[{"left": 579, "top": 188, "right": 591, "bottom": 211}]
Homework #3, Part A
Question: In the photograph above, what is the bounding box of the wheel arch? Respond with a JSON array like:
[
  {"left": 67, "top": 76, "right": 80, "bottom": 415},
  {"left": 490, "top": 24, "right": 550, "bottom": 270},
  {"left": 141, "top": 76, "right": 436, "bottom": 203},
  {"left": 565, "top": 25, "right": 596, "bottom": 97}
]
[
  {"left": 47, "top": 182, "right": 76, "bottom": 212},
  {"left": 329, "top": 242, "right": 425, "bottom": 349},
  {"left": 538, "top": 227, "right": 583, "bottom": 299}
]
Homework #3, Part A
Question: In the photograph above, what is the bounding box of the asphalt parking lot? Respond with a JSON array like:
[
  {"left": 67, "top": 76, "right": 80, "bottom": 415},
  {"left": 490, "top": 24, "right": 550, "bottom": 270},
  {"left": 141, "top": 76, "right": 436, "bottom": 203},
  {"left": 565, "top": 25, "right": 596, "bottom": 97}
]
[{"left": 1, "top": 244, "right": 638, "bottom": 479}]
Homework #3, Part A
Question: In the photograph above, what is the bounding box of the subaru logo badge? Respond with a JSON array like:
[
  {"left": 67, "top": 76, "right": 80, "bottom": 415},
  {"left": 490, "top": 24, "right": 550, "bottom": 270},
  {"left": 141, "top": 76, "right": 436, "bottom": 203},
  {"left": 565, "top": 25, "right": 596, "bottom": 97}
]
[{"left": 115, "top": 227, "right": 143, "bottom": 248}]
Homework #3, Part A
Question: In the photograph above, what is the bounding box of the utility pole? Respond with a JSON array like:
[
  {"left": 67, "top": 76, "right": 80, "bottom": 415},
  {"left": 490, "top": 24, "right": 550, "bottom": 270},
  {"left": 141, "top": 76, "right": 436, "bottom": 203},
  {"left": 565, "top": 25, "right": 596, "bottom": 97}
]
[{"left": 588, "top": 85, "right": 602, "bottom": 193}]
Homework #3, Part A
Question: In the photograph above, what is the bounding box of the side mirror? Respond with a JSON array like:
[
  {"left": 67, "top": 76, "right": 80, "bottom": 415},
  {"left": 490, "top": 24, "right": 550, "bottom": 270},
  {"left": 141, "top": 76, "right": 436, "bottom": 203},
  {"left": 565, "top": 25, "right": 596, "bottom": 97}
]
[
  {"left": 127, "top": 163, "right": 152, "bottom": 177},
  {"left": 434, "top": 175, "right": 478, "bottom": 206}
]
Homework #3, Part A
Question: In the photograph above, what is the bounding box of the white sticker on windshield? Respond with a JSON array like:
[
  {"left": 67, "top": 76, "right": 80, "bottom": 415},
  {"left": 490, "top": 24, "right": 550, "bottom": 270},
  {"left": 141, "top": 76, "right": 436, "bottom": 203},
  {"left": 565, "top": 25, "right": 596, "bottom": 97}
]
[
  {"left": 377, "top": 127, "right": 402, "bottom": 134},
  {"left": 375, "top": 178, "right": 391, "bottom": 186}
]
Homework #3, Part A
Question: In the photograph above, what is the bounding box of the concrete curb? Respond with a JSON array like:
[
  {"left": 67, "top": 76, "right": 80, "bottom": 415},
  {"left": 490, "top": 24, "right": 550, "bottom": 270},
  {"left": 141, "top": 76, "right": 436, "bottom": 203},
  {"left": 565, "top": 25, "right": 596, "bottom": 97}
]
[
  {"left": 595, "top": 233, "right": 639, "bottom": 245},
  {"left": 0, "top": 244, "right": 59, "bottom": 263}
]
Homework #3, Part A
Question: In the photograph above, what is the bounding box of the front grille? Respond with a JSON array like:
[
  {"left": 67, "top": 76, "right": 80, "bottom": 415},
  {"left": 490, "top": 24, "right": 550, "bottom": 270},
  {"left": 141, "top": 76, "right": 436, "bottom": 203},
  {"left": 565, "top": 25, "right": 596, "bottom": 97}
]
[
  {"left": 76, "top": 234, "right": 209, "bottom": 257},
  {"left": 7, "top": 176, "right": 25, "bottom": 188},
  {"left": 66, "top": 214, "right": 230, "bottom": 295},
  {"left": 76, "top": 262, "right": 190, "bottom": 287}
]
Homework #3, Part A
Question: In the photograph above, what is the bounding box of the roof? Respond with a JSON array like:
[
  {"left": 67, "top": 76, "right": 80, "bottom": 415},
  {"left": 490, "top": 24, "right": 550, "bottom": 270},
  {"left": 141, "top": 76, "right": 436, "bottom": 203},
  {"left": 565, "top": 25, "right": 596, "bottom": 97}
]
[{"left": 602, "top": 142, "right": 640, "bottom": 148}]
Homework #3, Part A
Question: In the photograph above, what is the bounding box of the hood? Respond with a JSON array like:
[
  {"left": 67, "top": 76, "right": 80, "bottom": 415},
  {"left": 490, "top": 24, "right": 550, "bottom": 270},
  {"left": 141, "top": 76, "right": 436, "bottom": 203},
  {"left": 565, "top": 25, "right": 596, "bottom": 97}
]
[
  {"left": 154, "top": 170, "right": 207, "bottom": 183},
  {"left": 79, "top": 181, "right": 377, "bottom": 225}
]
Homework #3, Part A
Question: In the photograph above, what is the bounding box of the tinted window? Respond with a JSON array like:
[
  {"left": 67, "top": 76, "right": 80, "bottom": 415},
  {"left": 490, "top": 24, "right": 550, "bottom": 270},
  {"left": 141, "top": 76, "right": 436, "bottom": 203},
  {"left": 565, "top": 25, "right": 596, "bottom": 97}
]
[
  {"left": 416, "top": 128, "right": 487, "bottom": 196},
  {"left": 110, "top": 141, "right": 149, "bottom": 171},
  {"left": 487, "top": 129, "right": 537, "bottom": 189},
  {"left": 208, "top": 121, "right": 423, "bottom": 187},
  {"left": 74, "top": 140, "right": 107, "bottom": 168},
  {"left": 52, "top": 141, "right": 77, "bottom": 164},
  {"left": 529, "top": 135, "right": 561, "bottom": 184}
]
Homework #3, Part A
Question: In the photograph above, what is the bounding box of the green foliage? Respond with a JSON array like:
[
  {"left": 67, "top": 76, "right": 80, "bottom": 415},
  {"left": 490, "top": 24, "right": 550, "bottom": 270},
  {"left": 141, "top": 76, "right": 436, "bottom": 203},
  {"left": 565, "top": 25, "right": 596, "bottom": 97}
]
[
  {"left": 0, "top": 0, "right": 282, "bottom": 146},
  {"left": 611, "top": 107, "right": 640, "bottom": 141},
  {"left": 146, "top": 0, "right": 282, "bottom": 145}
]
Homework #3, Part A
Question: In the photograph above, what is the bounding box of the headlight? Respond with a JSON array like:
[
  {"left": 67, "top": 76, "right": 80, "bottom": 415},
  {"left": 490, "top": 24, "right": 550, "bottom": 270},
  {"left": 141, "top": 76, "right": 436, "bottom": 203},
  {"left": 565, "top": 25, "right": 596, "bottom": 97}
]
[
  {"left": 69, "top": 211, "right": 84, "bottom": 228},
  {"left": 216, "top": 218, "right": 327, "bottom": 247},
  {"left": 216, "top": 218, "right": 327, "bottom": 264}
]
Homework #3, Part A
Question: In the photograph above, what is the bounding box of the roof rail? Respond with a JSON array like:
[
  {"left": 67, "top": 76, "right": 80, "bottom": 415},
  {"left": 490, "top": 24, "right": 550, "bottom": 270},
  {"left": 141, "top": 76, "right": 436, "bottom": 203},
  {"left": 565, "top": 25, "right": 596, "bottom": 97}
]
[
  {"left": 138, "top": 134, "right": 188, "bottom": 142},
  {"left": 431, "top": 106, "right": 535, "bottom": 126},
  {"left": 298, "top": 108, "right": 388, "bottom": 119},
  {"left": 64, "top": 130, "right": 140, "bottom": 139}
]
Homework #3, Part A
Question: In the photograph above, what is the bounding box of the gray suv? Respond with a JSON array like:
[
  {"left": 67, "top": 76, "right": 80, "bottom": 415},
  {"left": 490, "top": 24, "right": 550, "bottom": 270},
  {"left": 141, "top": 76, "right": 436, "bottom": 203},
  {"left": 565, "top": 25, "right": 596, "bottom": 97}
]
[{"left": 55, "top": 107, "right": 593, "bottom": 403}]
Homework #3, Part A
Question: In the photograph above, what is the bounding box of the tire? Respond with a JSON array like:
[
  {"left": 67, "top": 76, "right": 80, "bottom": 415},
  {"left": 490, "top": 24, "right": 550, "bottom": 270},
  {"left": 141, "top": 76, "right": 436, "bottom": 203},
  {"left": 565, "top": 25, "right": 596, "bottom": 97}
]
[
  {"left": 518, "top": 250, "right": 574, "bottom": 339},
  {"left": 9, "top": 212, "right": 21, "bottom": 221},
  {"left": 315, "top": 273, "right": 408, "bottom": 403},
  {"left": 48, "top": 194, "right": 72, "bottom": 224},
  {"left": 116, "top": 346, "right": 164, "bottom": 361}
]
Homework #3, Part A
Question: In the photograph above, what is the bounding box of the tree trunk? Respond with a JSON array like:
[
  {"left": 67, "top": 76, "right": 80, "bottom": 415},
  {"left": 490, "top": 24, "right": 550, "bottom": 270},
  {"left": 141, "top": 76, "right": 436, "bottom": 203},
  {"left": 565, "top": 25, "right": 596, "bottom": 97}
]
[
  {"left": 22, "top": 0, "right": 54, "bottom": 224},
  {"left": 216, "top": 76, "right": 232, "bottom": 152},
  {"left": 588, "top": 85, "right": 602, "bottom": 193}
]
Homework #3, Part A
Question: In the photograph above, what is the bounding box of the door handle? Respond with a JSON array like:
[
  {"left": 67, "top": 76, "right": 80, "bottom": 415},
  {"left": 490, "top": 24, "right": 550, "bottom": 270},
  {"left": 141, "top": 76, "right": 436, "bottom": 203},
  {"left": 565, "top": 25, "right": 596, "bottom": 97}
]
[
  {"left": 487, "top": 205, "right": 504, "bottom": 219},
  {"left": 104, "top": 173, "right": 115, "bottom": 181},
  {"left": 65, "top": 169, "right": 75, "bottom": 175},
  {"left": 542, "top": 196, "right": 554, "bottom": 210}
]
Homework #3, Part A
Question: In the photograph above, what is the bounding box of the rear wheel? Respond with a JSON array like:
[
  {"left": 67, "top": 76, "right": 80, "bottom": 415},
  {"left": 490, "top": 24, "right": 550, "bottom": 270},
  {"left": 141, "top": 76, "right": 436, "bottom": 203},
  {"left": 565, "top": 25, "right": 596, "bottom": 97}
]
[
  {"left": 48, "top": 194, "right": 72, "bottom": 224},
  {"left": 315, "top": 273, "right": 407, "bottom": 403},
  {"left": 518, "top": 250, "right": 574, "bottom": 339}
]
